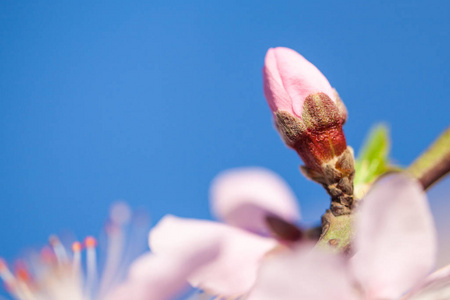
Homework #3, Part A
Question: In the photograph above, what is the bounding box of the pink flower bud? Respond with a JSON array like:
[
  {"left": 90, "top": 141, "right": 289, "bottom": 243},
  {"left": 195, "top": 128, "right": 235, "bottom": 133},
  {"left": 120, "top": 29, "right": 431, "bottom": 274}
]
[
  {"left": 263, "top": 47, "right": 349, "bottom": 172},
  {"left": 263, "top": 47, "right": 337, "bottom": 117}
]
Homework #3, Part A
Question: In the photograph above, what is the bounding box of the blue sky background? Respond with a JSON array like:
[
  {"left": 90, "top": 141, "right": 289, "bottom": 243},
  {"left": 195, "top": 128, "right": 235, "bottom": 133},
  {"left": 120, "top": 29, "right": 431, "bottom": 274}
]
[{"left": 0, "top": 0, "right": 449, "bottom": 291}]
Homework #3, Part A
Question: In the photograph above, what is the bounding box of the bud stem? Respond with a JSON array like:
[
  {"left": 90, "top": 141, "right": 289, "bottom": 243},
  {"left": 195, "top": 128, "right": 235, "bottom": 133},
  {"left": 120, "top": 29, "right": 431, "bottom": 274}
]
[
  {"left": 315, "top": 211, "right": 353, "bottom": 252},
  {"left": 317, "top": 128, "right": 450, "bottom": 253},
  {"left": 408, "top": 128, "right": 450, "bottom": 190}
]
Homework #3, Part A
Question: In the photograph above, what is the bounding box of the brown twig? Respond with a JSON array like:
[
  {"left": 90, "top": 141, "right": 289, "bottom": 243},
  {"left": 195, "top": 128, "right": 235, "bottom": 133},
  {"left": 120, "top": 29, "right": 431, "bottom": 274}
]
[{"left": 408, "top": 128, "right": 450, "bottom": 190}]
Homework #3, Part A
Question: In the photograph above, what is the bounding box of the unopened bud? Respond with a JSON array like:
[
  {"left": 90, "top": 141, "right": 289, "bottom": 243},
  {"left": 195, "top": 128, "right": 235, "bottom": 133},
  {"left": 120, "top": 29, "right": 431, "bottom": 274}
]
[
  {"left": 263, "top": 47, "right": 354, "bottom": 215},
  {"left": 264, "top": 47, "right": 347, "bottom": 169}
]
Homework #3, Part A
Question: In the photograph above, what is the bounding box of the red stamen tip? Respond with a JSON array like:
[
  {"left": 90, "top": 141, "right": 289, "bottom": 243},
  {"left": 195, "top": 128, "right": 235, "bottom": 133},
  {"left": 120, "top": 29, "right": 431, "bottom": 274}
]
[
  {"left": 84, "top": 236, "right": 97, "bottom": 248},
  {"left": 72, "top": 241, "right": 82, "bottom": 252},
  {"left": 14, "top": 262, "right": 30, "bottom": 281}
]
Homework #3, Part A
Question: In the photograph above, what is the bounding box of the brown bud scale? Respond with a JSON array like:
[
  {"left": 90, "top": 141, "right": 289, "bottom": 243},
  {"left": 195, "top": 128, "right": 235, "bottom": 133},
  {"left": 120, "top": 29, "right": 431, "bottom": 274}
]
[
  {"left": 301, "top": 148, "right": 355, "bottom": 216},
  {"left": 274, "top": 93, "right": 354, "bottom": 216},
  {"left": 275, "top": 93, "right": 347, "bottom": 172}
]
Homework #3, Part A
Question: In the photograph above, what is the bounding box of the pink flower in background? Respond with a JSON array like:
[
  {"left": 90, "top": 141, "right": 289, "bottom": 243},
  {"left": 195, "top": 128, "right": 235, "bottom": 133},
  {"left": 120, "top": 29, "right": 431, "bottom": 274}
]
[
  {"left": 2, "top": 164, "right": 444, "bottom": 300},
  {"left": 107, "top": 239, "right": 220, "bottom": 300},
  {"left": 0, "top": 203, "right": 217, "bottom": 300},
  {"left": 148, "top": 167, "right": 302, "bottom": 298},
  {"left": 149, "top": 216, "right": 276, "bottom": 298},
  {"left": 247, "top": 174, "right": 444, "bottom": 300}
]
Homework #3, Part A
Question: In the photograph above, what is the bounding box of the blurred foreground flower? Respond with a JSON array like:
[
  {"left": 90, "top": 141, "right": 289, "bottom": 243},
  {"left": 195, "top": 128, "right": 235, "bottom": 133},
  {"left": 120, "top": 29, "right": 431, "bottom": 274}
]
[
  {"left": 0, "top": 203, "right": 219, "bottom": 300},
  {"left": 247, "top": 174, "right": 450, "bottom": 300},
  {"left": 149, "top": 168, "right": 304, "bottom": 299}
]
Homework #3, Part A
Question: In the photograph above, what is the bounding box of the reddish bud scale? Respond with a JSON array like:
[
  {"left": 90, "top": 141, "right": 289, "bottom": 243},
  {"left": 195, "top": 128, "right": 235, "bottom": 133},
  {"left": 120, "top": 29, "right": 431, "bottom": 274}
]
[{"left": 294, "top": 125, "right": 347, "bottom": 172}]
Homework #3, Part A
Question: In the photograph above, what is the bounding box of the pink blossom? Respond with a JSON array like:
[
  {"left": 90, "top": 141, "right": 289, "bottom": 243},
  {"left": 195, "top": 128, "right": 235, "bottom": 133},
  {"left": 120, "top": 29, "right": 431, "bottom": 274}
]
[
  {"left": 404, "top": 264, "right": 450, "bottom": 299},
  {"left": 247, "top": 243, "right": 359, "bottom": 300},
  {"left": 247, "top": 174, "right": 443, "bottom": 300},
  {"left": 148, "top": 167, "right": 302, "bottom": 298},
  {"left": 106, "top": 239, "right": 220, "bottom": 300},
  {"left": 149, "top": 216, "right": 277, "bottom": 298}
]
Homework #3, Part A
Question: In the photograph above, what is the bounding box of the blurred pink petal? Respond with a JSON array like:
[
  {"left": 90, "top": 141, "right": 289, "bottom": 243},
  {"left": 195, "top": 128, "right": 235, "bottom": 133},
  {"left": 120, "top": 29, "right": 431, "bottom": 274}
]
[
  {"left": 210, "top": 167, "right": 300, "bottom": 234},
  {"left": 106, "top": 241, "right": 220, "bottom": 300},
  {"left": 149, "top": 215, "right": 277, "bottom": 297},
  {"left": 105, "top": 254, "right": 188, "bottom": 300},
  {"left": 351, "top": 174, "right": 437, "bottom": 299},
  {"left": 263, "top": 47, "right": 335, "bottom": 117},
  {"left": 247, "top": 244, "right": 358, "bottom": 300},
  {"left": 404, "top": 264, "right": 450, "bottom": 299}
]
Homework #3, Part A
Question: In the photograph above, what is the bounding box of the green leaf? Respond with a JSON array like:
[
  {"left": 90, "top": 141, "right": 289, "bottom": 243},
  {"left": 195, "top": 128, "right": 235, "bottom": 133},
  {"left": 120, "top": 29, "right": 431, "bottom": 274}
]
[{"left": 354, "top": 124, "right": 391, "bottom": 190}]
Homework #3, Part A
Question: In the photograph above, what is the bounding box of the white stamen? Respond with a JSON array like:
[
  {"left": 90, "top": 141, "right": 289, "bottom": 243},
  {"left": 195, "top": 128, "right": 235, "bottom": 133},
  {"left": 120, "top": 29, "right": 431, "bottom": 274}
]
[
  {"left": 49, "top": 236, "right": 68, "bottom": 265},
  {"left": 1, "top": 203, "right": 147, "bottom": 300},
  {"left": 97, "top": 224, "right": 125, "bottom": 298},
  {"left": 85, "top": 241, "right": 98, "bottom": 298},
  {"left": 0, "top": 263, "right": 15, "bottom": 287}
]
